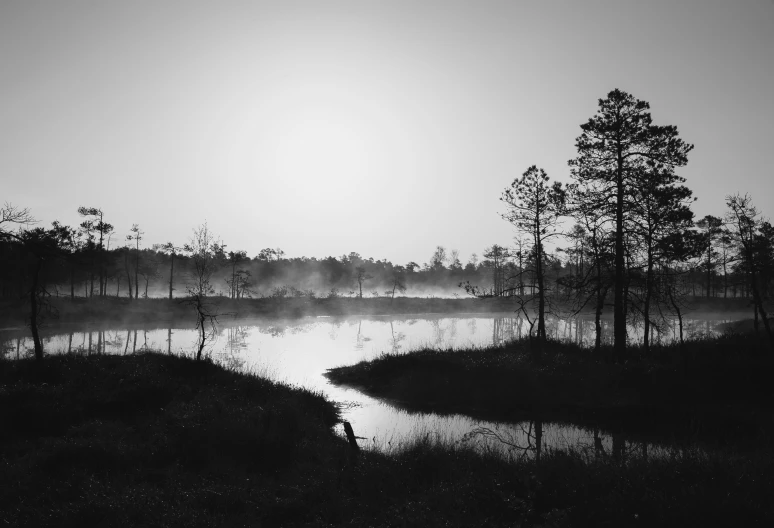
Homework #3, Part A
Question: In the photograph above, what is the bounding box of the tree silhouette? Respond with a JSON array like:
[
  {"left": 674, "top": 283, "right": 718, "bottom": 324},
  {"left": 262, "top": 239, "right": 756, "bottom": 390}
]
[
  {"left": 126, "top": 224, "right": 144, "bottom": 301},
  {"left": 628, "top": 163, "right": 695, "bottom": 353},
  {"left": 77, "top": 207, "right": 113, "bottom": 297},
  {"left": 726, "top": 194, "right": 773, "bottom": 351},
  {"left": 183, "top": 222, "right": 223, "bottom": 360},
  {"left": 153, "top": 242, "right": 182, "bottom": 299},
  {"left": 501, "top": 165, "right": 565, "bottom": 344},
  {"left": 570, "top": 89, "right": 693, "bottom": 361},
  {"left": 354, "top": 265, "right": 372, "bottom": 299},
  {"left": 227, "top": 250, "right": 249, "bottom": 299},
  {"left": 696, "top": 215, "right": 723, "bottom": 297}
]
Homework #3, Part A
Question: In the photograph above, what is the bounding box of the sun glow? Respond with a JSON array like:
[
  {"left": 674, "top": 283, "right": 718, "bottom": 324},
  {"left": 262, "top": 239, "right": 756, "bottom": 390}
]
[{"left": 265, "top": 104, "right": 377, "bottom": 204}]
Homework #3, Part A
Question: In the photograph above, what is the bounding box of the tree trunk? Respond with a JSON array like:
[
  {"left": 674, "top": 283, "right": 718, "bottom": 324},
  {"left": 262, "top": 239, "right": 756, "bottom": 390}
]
[
  {"left": 134, "top": 242, "right": 140, "bottom": 300},
  {"left": 70, "top": 264, "right": 75, "bottom": 300},
  {"left": 536, "top": 241, "right": 546, "bottom": 343},
  {"left": 30, "top": 257, "right": 44, "bottom": 361},
  {"left": 594, "top": 286, "right": 605, "bottom": 354},
  {"left": 125, "top": 251, "right": 133, "bottom": 300},
  {"left": 706, "top": 245, "right": 712, "bottom": 298},
  {"left": 232, "top": 263, "right": 236, "bottom": 299},
  {"left": 613, "top": 152, "right": 626, "bottom": 363},
  {"left": 196, "top": 297, "right": 206, "bottom": 361},
  {"left": 534, "top": 420, "right": 542, "bottom": 461},
  {"left": 749, "top": 266, "right": 774, "bottom": 352},
  {"left": 169, "top": 254, "right": 174, "bottom": 299},
  {"left": 643, "top": 244, "right": 654, "bottom": 355},
  {"left": 723, "top": 253, "right": 728, "bottom": 298},
  {"left": 668, "top": 282, "right": 684, "bottom": 346}
]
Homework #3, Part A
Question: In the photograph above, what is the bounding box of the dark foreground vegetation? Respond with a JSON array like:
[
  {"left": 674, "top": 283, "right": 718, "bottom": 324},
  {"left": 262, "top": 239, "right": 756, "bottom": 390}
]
[
  {"left": 3, "top": 352, "right": 773, "bottom": 527},
  {"left": 327, "top": 333, "right": 774, "bottom": 448}
]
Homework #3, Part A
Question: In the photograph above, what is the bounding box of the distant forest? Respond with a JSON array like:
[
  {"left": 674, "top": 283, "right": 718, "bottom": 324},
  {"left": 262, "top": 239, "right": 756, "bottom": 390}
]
[{"left": 0, "top": 203, "right": 770, "bottom": 303}]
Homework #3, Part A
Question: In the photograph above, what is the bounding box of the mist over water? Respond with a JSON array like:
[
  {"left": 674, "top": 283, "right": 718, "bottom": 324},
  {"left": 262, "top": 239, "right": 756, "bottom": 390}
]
[{"left": 1, "top": 312, "right": 743, "bottom": 457}]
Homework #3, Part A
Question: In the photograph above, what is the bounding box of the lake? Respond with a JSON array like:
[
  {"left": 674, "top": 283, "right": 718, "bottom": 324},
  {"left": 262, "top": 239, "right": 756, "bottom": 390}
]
[{"left": 0, "top": 312, "right": 743, "bottom": 458}]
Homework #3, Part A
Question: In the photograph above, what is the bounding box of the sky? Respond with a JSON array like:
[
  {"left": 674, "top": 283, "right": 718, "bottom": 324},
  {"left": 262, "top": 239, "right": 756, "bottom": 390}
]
[{"left": 1, "top": 0, "right": 773, "bottom": 265}]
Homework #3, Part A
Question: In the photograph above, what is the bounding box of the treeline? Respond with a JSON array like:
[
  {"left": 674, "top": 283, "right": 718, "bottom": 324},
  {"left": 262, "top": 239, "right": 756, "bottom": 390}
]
[
  {"left": 1, "top": 207, "right": 769, "bottom": 307},
  {"left": 0, "top": 213, "right": 528, "bottom": 301}
]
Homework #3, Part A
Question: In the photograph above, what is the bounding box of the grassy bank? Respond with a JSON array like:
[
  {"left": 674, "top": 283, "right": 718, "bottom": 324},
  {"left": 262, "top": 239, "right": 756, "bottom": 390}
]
[
  {"left": 326, "top": 334, "right": 774, "bottom": 447},
  {"left": 2, "top": 352, "right": 773, "bottom": 526}
]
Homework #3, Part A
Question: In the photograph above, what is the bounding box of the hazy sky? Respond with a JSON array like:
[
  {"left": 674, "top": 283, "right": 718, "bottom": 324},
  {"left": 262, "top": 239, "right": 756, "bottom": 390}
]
[{"left": 2, "top": 0, "right": 773, "bottom": 265}]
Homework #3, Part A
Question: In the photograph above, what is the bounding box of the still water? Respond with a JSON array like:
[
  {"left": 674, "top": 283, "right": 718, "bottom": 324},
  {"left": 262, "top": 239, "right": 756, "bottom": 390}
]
[{"left": 1, "top": 313, "right": 741, "bottom": 458}]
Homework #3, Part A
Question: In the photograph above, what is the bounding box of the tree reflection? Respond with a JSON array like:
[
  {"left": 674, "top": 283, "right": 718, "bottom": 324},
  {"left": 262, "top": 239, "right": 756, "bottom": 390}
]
[{"left": 389, "top": 320, "right": 406, "bottom": 354}]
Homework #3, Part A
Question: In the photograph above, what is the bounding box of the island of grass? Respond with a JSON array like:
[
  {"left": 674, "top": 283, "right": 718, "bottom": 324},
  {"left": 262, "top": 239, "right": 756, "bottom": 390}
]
[
  {"left": 3, "top": 350, "right": 773, "bottom": 526},
  {"left": 326, "top": 334, "right": 774, "bottom": 447}
]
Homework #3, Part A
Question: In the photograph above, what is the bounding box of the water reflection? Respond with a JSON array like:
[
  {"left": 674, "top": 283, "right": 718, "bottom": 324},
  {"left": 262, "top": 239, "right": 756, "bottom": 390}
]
[{"left": 0, "top": 313, "right": 743, "bottom": 458}]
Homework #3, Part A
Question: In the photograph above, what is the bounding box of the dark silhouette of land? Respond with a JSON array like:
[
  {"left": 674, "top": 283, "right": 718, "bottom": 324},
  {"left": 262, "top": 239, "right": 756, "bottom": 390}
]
[{"left": 3, "top": 351, "right": 772, "bottom": 527}]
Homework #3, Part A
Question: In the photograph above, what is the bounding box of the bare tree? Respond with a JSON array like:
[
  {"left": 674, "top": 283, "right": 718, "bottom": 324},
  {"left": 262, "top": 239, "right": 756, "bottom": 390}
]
[
  {"left": 183, "top": 222, "right": 223, "bottom": 360},
  {"left": 429, "top": 246, "right": 447, "bottom": 270},
  {"left": 449, "top": 249, "right": 462, "bottom": 270},
  {"left": 0, "top": 202, "right": 35, "bottom": 235}
]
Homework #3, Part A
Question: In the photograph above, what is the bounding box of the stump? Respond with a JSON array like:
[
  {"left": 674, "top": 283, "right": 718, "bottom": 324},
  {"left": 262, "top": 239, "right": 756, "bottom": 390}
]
[{"left": 343, "top": 421, "right": 360, "bottom": 452}]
